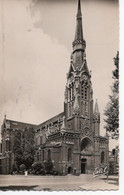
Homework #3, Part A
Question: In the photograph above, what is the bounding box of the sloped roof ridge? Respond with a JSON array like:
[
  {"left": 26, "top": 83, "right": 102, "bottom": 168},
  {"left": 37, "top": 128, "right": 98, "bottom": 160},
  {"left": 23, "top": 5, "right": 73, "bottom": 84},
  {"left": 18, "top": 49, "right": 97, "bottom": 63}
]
[
  {"left": 6, "top": 119, "right": 36, "bottom": 126},
  {"left": 38, "top": 112, "right": 64, "bottom": 128}
]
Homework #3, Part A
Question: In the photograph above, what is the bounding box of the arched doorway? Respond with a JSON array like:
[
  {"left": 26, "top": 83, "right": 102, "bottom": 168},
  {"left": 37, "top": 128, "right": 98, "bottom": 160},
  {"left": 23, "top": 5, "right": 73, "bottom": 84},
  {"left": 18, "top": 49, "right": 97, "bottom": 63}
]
[
  {"left": 67, "top": 167, "right": 72, "bottom": 174},
  {"left": 81, "top": 138, "right": 93, "bottom": 174}
]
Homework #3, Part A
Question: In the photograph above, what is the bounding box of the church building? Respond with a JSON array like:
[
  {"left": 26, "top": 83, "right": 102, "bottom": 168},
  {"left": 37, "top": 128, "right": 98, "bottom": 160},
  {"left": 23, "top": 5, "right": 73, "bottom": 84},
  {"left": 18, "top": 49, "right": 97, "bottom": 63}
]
[
  {"left": 34, "top": 0, "right": 109, "bottom": 175},
  {"left": 0, "top": 0, "right": 109, "bottom": 175}
]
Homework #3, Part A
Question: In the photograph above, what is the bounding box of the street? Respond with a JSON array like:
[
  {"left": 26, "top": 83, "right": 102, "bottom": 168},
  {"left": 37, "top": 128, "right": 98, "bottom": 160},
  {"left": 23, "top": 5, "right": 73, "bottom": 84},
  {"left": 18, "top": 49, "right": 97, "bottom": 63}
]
[{"left": 0, "top": 174, "right": 119, "bottom": 191}]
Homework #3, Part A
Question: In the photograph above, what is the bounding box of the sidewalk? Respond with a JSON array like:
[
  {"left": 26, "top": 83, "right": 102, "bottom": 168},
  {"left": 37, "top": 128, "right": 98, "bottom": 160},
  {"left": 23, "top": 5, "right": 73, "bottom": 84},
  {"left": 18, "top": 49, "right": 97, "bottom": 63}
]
[
  {"left": 79, "top": 175, "right": 119, "bottom": 190},
  {"left": 0, "top": 174, "right": 119, "bottom": 191}
]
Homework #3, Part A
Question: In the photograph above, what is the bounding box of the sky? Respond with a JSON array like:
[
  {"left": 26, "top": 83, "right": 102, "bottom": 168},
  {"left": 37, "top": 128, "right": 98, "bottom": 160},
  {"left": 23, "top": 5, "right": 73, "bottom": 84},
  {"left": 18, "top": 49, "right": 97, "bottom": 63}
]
[{"left": 0, "top": 0, "right": 119, "bottom": 149}]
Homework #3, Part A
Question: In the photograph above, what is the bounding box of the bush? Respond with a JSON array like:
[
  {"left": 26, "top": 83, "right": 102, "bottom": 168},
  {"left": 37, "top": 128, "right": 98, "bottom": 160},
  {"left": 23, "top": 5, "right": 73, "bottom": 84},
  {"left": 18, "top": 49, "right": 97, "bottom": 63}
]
[
  {"left": 53, "top": 170, "right": 58, "bottom": 175},
  {"left": 31, "top": 162, "right": 45, "bottom": 175},
  {"left": 35, "top": 169, "right": 46, "bottom": 175},
  {"left": 44, "top": 161, "right": 53, "bottom": 174},
  {"left": 19, "top": 164, "right": 26, "bottom": 172}
]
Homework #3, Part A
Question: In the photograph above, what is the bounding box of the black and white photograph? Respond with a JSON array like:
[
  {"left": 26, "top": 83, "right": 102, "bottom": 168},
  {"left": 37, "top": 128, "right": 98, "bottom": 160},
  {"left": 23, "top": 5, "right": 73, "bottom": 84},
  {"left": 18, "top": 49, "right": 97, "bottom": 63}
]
[{"left": 0, "top": 0, "right": 120, "bottom": 191}]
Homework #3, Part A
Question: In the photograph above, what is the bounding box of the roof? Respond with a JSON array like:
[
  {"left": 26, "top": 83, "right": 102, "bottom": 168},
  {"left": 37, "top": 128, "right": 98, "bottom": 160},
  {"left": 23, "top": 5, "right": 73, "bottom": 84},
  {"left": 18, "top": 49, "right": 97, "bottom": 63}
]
[
  {"left": 2, "top": 112, "right": 64, "bottom": 131},
  {"left": 37, "top": 112, "right": 64, "bottom": 129},
  {"left": 5, "top": 119, "right": 37, "bottom": 130}
]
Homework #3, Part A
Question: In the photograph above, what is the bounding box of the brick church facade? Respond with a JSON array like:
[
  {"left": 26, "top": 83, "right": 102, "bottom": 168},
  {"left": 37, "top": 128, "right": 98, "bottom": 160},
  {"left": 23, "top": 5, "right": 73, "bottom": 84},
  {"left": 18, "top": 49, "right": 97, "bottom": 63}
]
[{"left": 0, "top": 0, "right": 109, "bottom": 175}]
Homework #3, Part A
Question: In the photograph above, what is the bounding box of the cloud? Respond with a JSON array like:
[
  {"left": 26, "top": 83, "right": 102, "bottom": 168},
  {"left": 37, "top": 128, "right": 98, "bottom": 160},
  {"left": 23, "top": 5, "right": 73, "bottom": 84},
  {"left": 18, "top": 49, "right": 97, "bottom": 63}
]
[
  {"left": 0, "top": 0, "right": 69, "bottom": 128},
  {"left": 0, "top": 0, "right": 119, "bottom": 150}
]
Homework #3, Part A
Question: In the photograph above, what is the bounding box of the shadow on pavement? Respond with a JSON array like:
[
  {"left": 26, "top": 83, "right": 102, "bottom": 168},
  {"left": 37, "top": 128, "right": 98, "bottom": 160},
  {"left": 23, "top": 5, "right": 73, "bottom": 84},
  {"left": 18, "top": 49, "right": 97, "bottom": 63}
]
[
  {"left": 0, "top": 185, "right": 38, "bottom": 191},
  {"left": 100, "top": 176, "right": 119, "bottom": 186}
]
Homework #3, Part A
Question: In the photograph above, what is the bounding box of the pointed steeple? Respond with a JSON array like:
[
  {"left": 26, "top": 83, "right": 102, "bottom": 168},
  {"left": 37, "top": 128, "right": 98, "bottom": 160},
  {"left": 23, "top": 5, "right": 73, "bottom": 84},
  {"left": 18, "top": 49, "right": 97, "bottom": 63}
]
[
  {"left": 77, "top": 0, "right": 81, "bottom": 16},
  {"left": 75, "top": 0, "right": 83, "bottom": 41},
  {"left": 94, "top": 99, "right": 99, "bottom": 114},
  {"left": 72, "top": 0, "right": 86, "bottom": 70},
  {"left": 72, "top": 0, "right": 86, "bottom": 51},
  {"left": 61, "top": 116, "right": 66, "bottom": 134},
  {"left": 93, "top": 99, "right": 100, "bottom": 135}
]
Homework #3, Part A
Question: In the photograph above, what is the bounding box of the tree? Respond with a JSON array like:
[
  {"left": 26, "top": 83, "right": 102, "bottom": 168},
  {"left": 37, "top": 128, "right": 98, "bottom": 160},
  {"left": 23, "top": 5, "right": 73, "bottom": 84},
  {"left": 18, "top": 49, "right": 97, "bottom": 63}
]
[
  {"left": 13, "top": 127, "right": 35, "bottom": 170},
  {"left": 23, "top": 127, "right": 35, "bottom": 169},
  {"left": 32, "top": 162, "right": 44, "bottom": 174},
  {"left": 13, "top": 130, "right": 23, "bottom": 169},
  {"left": 104, "top": 51, "right": 119, "bottom": 139}
]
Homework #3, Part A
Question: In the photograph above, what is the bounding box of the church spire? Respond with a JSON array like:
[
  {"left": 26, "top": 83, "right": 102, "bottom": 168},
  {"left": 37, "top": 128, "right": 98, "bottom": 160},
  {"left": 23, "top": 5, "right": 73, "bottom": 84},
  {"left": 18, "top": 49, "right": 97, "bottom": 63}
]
[
  {"left": 72, "top": 0, "right": 85, "bottom": 51},
  {"left": 94, "top": 99, "right": 99, "bottom": 114},
  {"left": 77, "top": 0, "right": 81, "bottom": 16},
  {"left": 75, "top": 0, "right": 83, "bottom": 40},
  {"left": 71, "top": 0, "right": 86, "bottom": 70}
]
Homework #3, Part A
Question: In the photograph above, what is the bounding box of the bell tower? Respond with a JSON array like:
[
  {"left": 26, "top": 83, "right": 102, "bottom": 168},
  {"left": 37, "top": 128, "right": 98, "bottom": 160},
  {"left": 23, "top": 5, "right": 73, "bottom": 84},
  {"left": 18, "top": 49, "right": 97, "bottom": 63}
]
[{"left": 64, "top": 0, "right": 93, "bottom": 134}]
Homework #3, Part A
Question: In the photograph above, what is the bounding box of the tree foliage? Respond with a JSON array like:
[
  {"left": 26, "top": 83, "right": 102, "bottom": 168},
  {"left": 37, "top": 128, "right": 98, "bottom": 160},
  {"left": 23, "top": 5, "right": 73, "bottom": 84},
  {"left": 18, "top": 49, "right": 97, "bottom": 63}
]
[
  {"left": 19, "top": 164, "right": 26, "bottom": 171},
  {"left": 32, "top": 162, "right": 44, "bottom": 172},
  {"left": 13, "top": 127, "right": 35, "bottom": 170},
  {"left": 104, "top": 51, "right": 119, "bottom": 139}
]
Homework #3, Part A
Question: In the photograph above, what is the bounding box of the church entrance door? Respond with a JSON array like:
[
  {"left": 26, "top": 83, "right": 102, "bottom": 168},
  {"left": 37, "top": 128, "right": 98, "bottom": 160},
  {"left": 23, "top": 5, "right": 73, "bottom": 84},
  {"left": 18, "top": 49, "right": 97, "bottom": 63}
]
[
  {"left": 68, "top": 167, "right": 72, "bottom": 174},
  {"left": 81, "top": 158, "right": 87, "bottom": 174}
]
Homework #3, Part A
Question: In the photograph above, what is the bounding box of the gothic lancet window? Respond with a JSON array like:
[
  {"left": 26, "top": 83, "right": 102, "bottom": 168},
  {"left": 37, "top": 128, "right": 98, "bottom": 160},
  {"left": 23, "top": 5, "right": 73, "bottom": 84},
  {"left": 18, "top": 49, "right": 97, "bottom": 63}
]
[
  {"left": 42, "top": 150, "right": 44, "bottom": 162},
  {"left": 81, "top": 80, "right": 88, "bottom": 100},
  {"left": 85, "top": 86, "right": 87, "bottom": 100},
  {"left": 37, "top": 152, "right": 39, "bottom": 161},
  {"left": 81, "top": 81, "right": 84, "bottom": 99},
  {"left": 72, "top": 83, "right": 74, "bottom": 100},
  {"left": 69, "top": 85, "right": 71, "bottom": 101},
  {"left": 101, "top": 151, "right": 105, "bottom": 163},
  {"left": 48, "top": 150, "right": 51, "bottom": 161},
  {"left": 85, "top": 102, "right": 88, "bottom": 113},
  {"left": 68, "top": 103, "right": 71, "bottom": 117},
  {"left": 6, "top": 140, "right": 10, "bottom": 152},
  {"left": 68, "top": 148, "right": 72, "bottom": 162}
]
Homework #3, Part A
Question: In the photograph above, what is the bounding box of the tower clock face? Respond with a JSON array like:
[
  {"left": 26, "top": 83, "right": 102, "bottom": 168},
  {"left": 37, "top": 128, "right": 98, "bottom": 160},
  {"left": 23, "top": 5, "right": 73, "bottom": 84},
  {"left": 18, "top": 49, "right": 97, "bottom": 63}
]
[{"left": 83, "top": 75, "right": 87, "bottom": 80}]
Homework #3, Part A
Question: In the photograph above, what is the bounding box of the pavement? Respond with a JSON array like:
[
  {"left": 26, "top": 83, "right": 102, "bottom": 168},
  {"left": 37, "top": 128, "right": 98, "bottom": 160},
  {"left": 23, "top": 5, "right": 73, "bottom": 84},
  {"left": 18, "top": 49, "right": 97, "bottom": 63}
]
[{"left": 0, "top": 174, "right": 119, "bottom": 191}]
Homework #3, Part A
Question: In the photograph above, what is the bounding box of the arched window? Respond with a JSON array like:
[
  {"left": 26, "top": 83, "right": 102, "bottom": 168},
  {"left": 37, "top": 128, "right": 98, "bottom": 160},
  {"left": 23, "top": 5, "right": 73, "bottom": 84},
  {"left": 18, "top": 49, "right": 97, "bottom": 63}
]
[
  {"left": 72, "top": 83, "right": 74, "bottom": 100},
  {"left": 48, "top": 149, "right": 51, "bottom": 161},
  {"left": 81, "top": 80, "right": 88, "bottom": 100},
  {"left": 42, "top": 150, "right": 44, "bottom": 162},
  {"left": 37, "top": 152, "right": 39, "bottom": 161},
  {"left": 40, "top": 136, "right": 42, "bottom": 144},
  {"left": 85, "top": 86, "right": 87, "bottom": 100},
  {"left": 85, "top": 102, "right": 88, "bottom": 113},
  {"left": 81, "top": 101, "right": 84, "bottom": 114},
  {"left": 68, "top": 148, "right": 72, "bottom": 162},
  {"left": 81, "top": 81, "right": 84, "bottom": 99},
  {"left": 69, "top": 85, "right": 71, "bottom": 101},
  {"left": 101, "top": 151, "right": 105, "bottom": 163},
  {"left": 68, "top": 104, "right": 71, "bottom": 117},
  {"left": 112, "top": 149, "right": 115, "bottom": 155},
  {"left": 6, "top": 140, "right": 10, "bottom": 152},
  {"left": 81, "top": 138, "right": 93, "bottom": 154}
]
